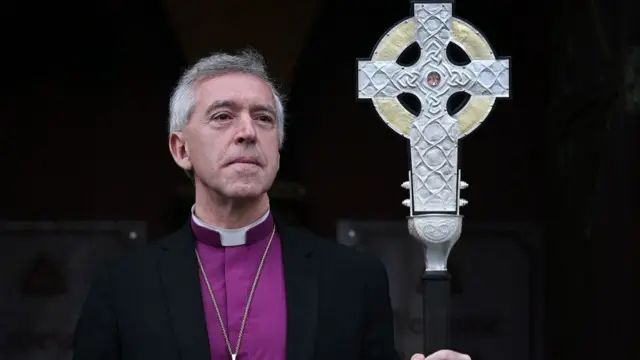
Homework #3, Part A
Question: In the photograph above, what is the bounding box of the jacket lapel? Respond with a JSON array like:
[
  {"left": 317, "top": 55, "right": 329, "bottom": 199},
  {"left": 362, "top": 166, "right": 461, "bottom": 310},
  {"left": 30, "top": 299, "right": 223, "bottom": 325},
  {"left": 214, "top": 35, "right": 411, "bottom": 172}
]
[
  {"left": 279, "top": 225, "right": 319, "bottom": 360},
  {"left": 157, "top": 224, "right": 211, "bottom": 360}
]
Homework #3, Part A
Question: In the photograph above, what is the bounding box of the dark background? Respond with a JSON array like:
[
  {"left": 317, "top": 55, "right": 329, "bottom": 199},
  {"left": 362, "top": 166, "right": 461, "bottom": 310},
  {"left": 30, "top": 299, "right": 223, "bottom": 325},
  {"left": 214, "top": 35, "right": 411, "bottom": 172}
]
[{"left": 1, "top": 0, "right": 638, "bottom": 359}]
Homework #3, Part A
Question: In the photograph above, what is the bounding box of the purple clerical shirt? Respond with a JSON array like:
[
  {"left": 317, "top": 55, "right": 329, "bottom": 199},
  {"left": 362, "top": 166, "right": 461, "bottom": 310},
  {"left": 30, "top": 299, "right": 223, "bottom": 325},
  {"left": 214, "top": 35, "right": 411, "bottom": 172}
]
[{"left": 191, "top": 211, "right": 287, "bottom": 360}]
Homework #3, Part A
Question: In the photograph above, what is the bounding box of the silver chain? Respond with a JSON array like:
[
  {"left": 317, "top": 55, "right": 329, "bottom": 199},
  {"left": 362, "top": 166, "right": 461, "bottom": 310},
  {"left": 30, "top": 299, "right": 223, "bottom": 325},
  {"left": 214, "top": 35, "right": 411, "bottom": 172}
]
[{"left": 195, "top": 226, "right": 276, "bottom": 360}]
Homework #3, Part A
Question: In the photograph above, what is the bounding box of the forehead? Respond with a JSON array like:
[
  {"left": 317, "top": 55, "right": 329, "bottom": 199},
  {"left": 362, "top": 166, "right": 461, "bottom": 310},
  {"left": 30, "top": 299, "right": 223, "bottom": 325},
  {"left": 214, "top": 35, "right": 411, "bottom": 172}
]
[{"left": 194, "top": 73, "right": 275, "bottom": 108}]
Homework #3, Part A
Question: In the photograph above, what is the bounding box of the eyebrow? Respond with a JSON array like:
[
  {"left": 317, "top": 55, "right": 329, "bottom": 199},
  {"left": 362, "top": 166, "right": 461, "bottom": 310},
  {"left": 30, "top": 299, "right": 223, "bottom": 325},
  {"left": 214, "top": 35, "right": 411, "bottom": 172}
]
[{"left": 205, "top": 100, "right": 276, "bottom": 117}]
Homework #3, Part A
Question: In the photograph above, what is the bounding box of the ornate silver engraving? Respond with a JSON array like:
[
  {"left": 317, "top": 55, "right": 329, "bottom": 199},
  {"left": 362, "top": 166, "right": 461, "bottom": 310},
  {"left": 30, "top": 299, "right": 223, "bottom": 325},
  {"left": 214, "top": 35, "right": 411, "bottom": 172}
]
[
  {"left": 408, "top": 214, "right": 462, "bottom": 271},
  {"left": 358, "top": 3, "right": 509, "bottom": 213}
]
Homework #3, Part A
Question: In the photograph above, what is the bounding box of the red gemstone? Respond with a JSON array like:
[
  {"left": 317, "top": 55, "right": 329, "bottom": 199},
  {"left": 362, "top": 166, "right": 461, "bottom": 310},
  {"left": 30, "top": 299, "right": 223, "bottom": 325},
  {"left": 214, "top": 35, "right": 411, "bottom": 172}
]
[{"left": 426, "top": 71, "right": 441, "bottom": 87}]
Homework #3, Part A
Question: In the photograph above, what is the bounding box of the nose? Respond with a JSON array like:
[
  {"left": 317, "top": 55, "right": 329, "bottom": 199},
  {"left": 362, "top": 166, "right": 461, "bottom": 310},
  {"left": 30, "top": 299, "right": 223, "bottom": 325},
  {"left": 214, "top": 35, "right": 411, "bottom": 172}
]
[{"left": 234, "top": 112, "right": 257, "bottom": 145}]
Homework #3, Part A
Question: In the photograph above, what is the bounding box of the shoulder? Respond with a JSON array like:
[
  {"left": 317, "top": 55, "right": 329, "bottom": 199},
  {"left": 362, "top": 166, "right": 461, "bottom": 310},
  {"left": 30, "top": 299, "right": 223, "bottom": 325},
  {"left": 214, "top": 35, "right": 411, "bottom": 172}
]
[
  {"left": 285, "top": 226, "right": 392, "bottom": 308},
  {"left": 100, "top": 225, "right": 190, "bottom": 279},
  {"left": 285, "top": 225, "right": 388, "bottom": 278}
]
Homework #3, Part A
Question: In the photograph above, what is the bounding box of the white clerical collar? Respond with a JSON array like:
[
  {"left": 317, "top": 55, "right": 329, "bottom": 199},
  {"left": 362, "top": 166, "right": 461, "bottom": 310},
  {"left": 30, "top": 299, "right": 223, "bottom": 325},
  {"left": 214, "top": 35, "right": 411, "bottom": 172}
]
[{"left": 190, "top": 205, "right": 270, "bottom": 247}]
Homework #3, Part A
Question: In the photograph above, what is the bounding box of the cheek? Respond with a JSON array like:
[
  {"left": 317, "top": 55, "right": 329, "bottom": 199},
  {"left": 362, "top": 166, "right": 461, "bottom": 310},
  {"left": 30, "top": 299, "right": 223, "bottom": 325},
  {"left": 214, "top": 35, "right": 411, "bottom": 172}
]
[
  {"left": 190, "top": 138, "right": 224, "bottom": 167},
  {"left": 266, "top": 142, "right": 280, "bottom": 162},
  {"left": 259, "top": 132, "right": 280, "bottom": 156},
  {"left": 270, "top": 153, "right": 281, "bottom": 174},
  {"left": 266, "top": 131, "right": 281, "bottom": 151}
]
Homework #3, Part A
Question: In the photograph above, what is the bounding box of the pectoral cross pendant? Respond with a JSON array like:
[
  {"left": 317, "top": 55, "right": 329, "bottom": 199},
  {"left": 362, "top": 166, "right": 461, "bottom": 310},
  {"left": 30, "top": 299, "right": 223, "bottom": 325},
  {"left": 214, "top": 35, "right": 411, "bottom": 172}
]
[{"left": 231, "top": 354, "right": 236, "bottom": 360}]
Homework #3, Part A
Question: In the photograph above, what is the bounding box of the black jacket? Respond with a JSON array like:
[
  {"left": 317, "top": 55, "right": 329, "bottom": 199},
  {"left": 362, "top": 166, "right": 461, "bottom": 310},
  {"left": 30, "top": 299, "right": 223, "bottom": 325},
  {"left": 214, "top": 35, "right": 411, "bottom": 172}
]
[{"left": 72, "top": 221, "right": 399, "bottom": 360}]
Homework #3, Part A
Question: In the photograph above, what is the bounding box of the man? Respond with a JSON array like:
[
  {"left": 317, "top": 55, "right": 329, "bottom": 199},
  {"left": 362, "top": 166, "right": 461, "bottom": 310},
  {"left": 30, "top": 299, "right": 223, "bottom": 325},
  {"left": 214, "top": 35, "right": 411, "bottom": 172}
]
[{"left": 73, "top": 49, "right": 470, "bottom": 360}]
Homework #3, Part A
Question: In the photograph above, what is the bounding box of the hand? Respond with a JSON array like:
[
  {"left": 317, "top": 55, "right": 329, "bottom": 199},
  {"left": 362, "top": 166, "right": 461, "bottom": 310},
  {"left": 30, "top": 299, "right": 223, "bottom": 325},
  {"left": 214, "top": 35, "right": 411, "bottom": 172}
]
[{"left": 411, "top": 349, "right": 471, "bottom": 360}]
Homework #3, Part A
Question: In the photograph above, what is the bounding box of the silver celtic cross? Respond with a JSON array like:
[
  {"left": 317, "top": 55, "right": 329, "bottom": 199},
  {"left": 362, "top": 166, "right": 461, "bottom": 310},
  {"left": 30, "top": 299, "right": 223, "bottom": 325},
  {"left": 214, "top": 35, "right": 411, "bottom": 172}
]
[
  {"left": 357, "top": 0, "right": 510, "bottom": 354},
  {"left": 359, "top": 3, "right": 509, "bottom": 214},
  {"left": 358, "top": 2, "right": 509, "bottom": 273}
]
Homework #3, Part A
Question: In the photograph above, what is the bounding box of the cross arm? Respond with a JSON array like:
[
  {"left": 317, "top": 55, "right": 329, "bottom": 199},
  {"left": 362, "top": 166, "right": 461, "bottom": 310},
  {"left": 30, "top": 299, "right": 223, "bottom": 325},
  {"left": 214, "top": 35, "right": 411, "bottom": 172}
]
[
  {"left": 450, "top": 59, "right": 510, "bottom": 97},
  {"left": 358, "top": 61, "right": 412, "bottom": 99}
]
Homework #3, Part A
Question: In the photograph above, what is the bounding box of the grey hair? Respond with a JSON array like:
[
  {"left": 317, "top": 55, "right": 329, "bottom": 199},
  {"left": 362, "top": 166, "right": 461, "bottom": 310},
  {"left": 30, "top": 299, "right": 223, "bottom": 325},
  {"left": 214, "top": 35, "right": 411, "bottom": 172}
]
[{"left": 168, "top": 49, "right": 286, "bottom": 148}]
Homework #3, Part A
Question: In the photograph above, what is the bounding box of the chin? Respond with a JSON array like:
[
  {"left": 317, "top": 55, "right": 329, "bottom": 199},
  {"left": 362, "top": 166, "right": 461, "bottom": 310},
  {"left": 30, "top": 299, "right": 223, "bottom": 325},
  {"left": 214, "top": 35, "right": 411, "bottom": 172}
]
[{"left": 223, "top": 184, "right": 268, "bottom": 199}]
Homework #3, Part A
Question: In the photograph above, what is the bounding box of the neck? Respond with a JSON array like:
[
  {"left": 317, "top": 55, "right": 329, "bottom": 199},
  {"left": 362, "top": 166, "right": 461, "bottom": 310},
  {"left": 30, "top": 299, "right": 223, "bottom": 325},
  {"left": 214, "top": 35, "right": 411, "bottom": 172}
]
[{"left": 193, "top": 185, "right": 270, "bottom": 229}]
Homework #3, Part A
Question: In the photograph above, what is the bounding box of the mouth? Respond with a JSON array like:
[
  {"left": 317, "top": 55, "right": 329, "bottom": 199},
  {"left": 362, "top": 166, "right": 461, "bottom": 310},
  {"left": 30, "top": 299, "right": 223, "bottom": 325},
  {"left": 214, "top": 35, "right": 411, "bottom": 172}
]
[{"left": 227, "top": 157, "right": 262, "bottom": 167}]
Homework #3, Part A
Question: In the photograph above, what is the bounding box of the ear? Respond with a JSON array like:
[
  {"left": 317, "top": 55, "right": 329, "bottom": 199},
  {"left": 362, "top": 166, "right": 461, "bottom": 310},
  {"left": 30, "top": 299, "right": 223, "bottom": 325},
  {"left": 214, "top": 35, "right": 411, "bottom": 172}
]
[{"left": 168, "top": 132, "right": 192, "bottom": 171}]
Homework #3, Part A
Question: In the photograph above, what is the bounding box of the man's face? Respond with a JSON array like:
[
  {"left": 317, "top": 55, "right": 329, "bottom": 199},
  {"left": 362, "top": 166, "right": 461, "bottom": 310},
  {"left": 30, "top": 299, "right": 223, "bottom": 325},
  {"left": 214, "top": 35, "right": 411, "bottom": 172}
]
[{"left": 170, "top": 73, "right": 280, "bottom": 199}]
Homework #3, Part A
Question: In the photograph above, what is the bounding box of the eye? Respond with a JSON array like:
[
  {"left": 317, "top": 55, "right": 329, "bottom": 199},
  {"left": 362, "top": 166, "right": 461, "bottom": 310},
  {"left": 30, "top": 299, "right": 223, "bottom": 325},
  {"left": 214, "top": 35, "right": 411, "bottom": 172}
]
[
  {"left": 212, "top": 113, "right": 232, "bottom": 121},
  {"left": 257, "top": 115, "right": 274, "bottom": 123}
]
